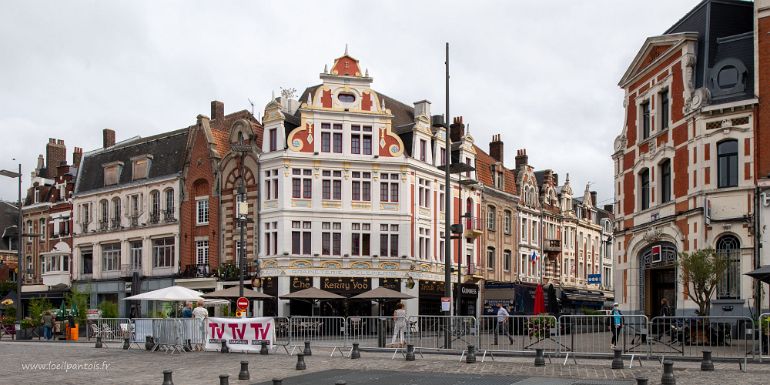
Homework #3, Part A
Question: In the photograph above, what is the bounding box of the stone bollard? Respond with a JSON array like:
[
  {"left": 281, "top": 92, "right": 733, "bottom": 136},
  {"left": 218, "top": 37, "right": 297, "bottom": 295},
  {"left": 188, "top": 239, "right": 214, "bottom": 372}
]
[
  {"left": 701, "top": 350, "right": 714, "bottom": 371},
  {"left": 272, "top": 378, "right": 283, "bottom": 385},
  {"left": 95, "top": 336, "right": 103, "bottom": 348},
  {"left": 296, "top": 352, "right": 307, "bottom": 370},
  {"left": 534, "top": 348, "right": 545, "bottom": 367},
  {"left": 238, "top": 360, "right": 250, "bottom": 380},
  {"left": 466, "top": 345, "right": 476, "bottom": 363},
  {"left": 661, "top": 360, "right": 676, "bottom": 385},
  {"left": 635, "top": 377, "right": 648, "bottom": 385},
  {"left": 351, "top": 342, "right": 361, "bottom": 359},
  {"left": 145, "top": 336, "right": 154, "bottom": 351},
  {"left": 220, "top": 340, "right": 229, "bottom": 353},
  {"left": 405, "top": 344, "right": 416, "bottom": 361},
  {"left": 123, "top": 337, "right": 130, "bottom": 350},
  {"left": 260, "top": 341, "right": 269, "bottom": 355},
  {"left": 335, "top": 381, "right": 347, "bottom": 385},
  {"left": 611, "top": 348, "right": 624, "bottom": 369},
  {"left": 161, "top": 369, "right": 174, "bottom": 385},
  {"left": 219, "top": 374, "right": 229, "bottom": 385},
  {"left": 303, "top": 340, "right": 312, "bottom": 356}
]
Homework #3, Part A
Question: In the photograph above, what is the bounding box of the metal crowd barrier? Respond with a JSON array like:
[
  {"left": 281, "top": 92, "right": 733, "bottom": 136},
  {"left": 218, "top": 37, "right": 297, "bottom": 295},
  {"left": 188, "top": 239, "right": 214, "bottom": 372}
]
[
  {"left": 648, "top": 316, "right": 754, "bottom": 363},
  {"left": 132, "top": 318, "right": 157, "bottom": 348},
  {"left": 288, "top": 316, "right": 347, "bottom": 349},
  {"left": 478, "top": 315, "right": 560, "bottom": 355},
  {"left": 558, "top": 315, "right": 649, "bottom": 358},
  {"left": 152, "top": 319, "right": 185, "bottom": 353},
  {"left": 91, "top": 318, "right": 133, "bottom": 341},
  {"left": 407, "top": 315, "right": 476, "bottom": 352},
  {"left": 759, "top": 313, "right": 770, "bottom": 362},
  {"left": 177, "top": 318, "right": 206, "bottom": 351},
  {"left": 346, "top": 316, "right": 409, "bottom": 349}
]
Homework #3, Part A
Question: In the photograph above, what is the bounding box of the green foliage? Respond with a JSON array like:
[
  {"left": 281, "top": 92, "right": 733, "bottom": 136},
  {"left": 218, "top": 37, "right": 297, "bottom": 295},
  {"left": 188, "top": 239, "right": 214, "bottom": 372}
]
[
  {"left": 0, "top": 316, "right": 14, "bottom": 325},
  {"left": 581, "top": 308, "right": 601, "bottom": 316},
  {"left": 20, "top": 317, "right": 35, "bottom": 330},
  {"left": 28, "top": 298, "right": 53, "bottom": 326},
  {"left": 679, "top": 248, "right": 729, "bottom": 317},
  {"left": 64, "top": 286, "right": 90, "bottom": 327},
  {"left": 528, "top": 315, "right": 556, "bottom": 339},
  {"left": 216, "top": 263, "right": 240, "bottom": 281},
  {"left": 98, "top": 301, "right": 118, "bottom": 319},
  {"left": 3, "top": 306, "right": 16, "bottom": 319}
]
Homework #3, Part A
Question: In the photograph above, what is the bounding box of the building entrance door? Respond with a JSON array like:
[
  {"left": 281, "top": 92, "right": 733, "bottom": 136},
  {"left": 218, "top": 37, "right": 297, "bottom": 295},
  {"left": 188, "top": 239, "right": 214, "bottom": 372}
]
[{"left": 646, "top": 267, "right": 676, "bottom": 317}]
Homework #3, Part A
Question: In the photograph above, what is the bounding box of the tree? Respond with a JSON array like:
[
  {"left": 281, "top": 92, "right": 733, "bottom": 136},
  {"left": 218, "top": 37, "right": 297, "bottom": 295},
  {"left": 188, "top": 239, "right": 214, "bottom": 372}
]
[{"left": 679, "top": 248, "right": 729, "bottom": 317}]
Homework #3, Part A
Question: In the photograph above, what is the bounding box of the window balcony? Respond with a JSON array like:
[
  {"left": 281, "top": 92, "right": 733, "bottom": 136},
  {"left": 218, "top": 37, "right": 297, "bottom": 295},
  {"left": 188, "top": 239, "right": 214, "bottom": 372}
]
[
  {"left": 149, "top": 211, "right": 160, "bottom": 225},
  {"left": 129, "top": 215, "right": 139, "bottom": 228},
  {"left": 42, "top": 270, "right": 71, "bottom": 288},
  {"left": 180, "top": 263, "right": 211, "bottom": 278},
  {"left": 544, "top": 239, "right": 562, "bottom": 252},
  {"left": 98, "top": 220, "right": 108, "bottom": 232},
  {"left": 121, "top": 264, "right": 143, "bottom": 278},
  {"left": 110, "top": 218, "right": 121, "bottom": 230},
  {"left": 463, "top": 216, "right": 483, "bottom": 238},
  {"left": 163, "top": 209, "right": 176, "bottom": 223},
  {"left": 80, "top": 222, "right": 89, "bottom": 233}
]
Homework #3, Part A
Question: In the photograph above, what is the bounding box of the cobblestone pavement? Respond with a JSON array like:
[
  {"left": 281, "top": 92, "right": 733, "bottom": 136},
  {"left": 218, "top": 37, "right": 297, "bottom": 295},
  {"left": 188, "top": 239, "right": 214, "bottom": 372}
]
[{"left": 0, "top": 341, "right": 767, "bottom": 385}]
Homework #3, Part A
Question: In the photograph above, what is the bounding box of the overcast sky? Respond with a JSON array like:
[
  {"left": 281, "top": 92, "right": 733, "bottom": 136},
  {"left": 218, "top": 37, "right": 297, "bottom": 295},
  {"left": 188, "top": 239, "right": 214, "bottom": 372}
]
[{"left": 0, "top": 0, "right": 701, "bottom": 205}]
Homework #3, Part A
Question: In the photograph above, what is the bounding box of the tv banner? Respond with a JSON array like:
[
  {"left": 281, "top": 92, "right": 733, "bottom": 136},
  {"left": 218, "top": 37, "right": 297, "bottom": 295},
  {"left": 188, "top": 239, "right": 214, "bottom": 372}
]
[{"left": 204, "top": 317, "right": 274, "bottom": 352}]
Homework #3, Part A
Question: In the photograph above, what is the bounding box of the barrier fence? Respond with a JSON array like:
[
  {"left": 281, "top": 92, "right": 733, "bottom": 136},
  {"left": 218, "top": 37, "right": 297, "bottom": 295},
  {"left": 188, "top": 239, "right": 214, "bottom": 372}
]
[{"left": 94, "top": 314, "right": 761, "bottom": 362}]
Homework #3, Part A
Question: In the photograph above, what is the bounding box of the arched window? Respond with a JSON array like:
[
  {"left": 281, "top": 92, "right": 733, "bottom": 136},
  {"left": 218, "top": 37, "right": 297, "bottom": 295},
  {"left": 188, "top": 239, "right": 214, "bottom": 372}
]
[
  {"left": 716, "top": 234, "right": 740, "bottom": 299},
  {"left": 111, "top": 198, "right": 121, "bottom": 229},
  {"left": 639, "top": 168, "right": 650, "bottom": 210},
  {"left": 659, "top": 159, "right": 671, "bottom": 204},
  {"left": 717, "top": 140, "right": 738, "bottom": 188},
  {"left": 164, "top": 188, "right": 175, "bottom": 221},
  {"left": 99, "top": 199, "right": 108, "bottom": 230},
  {"left": 150, "top": 190, "right": 160, "bottom": 223}
]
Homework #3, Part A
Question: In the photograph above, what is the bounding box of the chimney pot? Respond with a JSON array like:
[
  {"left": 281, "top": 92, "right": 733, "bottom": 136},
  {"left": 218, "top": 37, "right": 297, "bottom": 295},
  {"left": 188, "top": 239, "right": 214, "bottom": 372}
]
[
  {"left": 211, "top": 101, "right": 225, "bottom": 120},
  {"left": 46, "top": 138, "right": 67, "bottom": 178},
  {"left": 449, "top": 116, "right": 465, "bottom": 142},
  {"left": 103, "top": 129, "right": 116, "bottom": 148},
  {"left": 515, "top": 148, "right": 528, "bottom": 170},
  {"left": 489, "top": 134, "right": 504, "bottom": 164}
]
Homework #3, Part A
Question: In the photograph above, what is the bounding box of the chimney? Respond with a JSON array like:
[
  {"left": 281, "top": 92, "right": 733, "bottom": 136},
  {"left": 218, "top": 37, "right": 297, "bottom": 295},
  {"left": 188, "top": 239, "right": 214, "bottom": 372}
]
[
  {"left": 73, "top": 147, "right": 83, "bottom": 168},
  {"left": 489, "top": 134, "right": 504, "bottom": 163},
  {"left": 211, "top": 100, "right": 224, "bottom": 120},
  {"left": 56, "top": 161, "right": 69, "bottom": 178},
  {"left": 515, "top": 149, "right": 528, "bottom": 170},
  {"left": 553, "top": 173, "right": 559, "bottom": 187},
  {"left": 103, "top": 129, "right": 116, "bottom": 148},
  {"left": 591, "top": 191, "right": 598, "bottom": 206},
  {"left": 46, "top": 138, "right": 66, "bottom": 178},
  {"left": 604, "top": 204, "right": 614, "bottom": 213},
  {"left": 542, "top": 169, "right": 553, "bottom": 185},
  {"left": 36, "top": 154, "right": 44, "bottom": 174},
  {"left": 414, "top": 100, "right": 431, "bottom": 118},
  {"left": 449, "top": 116, "right": 465, "bottom": 142}
]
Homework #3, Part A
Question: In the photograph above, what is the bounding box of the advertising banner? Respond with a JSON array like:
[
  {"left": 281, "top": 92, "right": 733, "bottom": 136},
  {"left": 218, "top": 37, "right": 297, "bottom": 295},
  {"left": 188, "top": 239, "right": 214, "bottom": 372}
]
[{"left": 204, "top": 317, "right": 274, "bottom": 352}]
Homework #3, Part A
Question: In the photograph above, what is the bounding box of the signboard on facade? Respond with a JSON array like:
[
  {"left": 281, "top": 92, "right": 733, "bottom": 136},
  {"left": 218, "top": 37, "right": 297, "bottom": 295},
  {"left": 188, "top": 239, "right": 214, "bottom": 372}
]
[
  {"left": 587, "top": 274, "right": 601, "bottom": 284},
  {"left": 86, "top": 309, "right": 101, "bottom": 320},
  {"left": 441, "top": 297, "right": 451, "bottom": 312},
  {"left": 204, "top": 317, "right": 274, "bottom": 352},
  {"left": 321, "top": 277, "right": 371, "bottom": 295}
]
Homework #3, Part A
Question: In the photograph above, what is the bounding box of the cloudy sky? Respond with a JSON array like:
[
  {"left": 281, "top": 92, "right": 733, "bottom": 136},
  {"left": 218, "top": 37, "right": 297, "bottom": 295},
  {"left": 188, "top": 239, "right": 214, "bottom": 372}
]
[{"left": 0, "top": 0, "right": 700, "bottom": 205}]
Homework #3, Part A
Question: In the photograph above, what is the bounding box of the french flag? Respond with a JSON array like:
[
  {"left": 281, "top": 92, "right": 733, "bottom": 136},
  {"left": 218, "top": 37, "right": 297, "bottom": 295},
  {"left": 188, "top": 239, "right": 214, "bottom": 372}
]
[{"left": 530, "top": 251, "right": 538, "bottom": 264}]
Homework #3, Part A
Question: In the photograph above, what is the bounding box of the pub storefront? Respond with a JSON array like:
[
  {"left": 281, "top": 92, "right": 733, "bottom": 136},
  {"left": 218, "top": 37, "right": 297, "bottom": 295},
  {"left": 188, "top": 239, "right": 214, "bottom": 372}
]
[
  {"left": 321, "top": 277, "right": 372, "bottom": 317},
  {"left": 454, "top": 283, "right": 479, "bottom": 317},
  {"left": 260, "top": 277, "right": 278, "bottom": 316},
  {"left": 289, "top": 276, "right": 313, "bottom": 316},
  {"left": 419, "top": 280, "right": 444, "bottom": 315},
  {"left": 379, "top": 278, "right": 402, "bottom": 316}
]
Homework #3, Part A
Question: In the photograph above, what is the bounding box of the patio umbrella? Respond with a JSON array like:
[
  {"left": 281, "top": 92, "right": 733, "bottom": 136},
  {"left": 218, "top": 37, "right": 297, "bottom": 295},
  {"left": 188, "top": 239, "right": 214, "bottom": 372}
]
[
  {"left": 746, "top": 265, "right": 770, "bottom": 284},
  {"left": 533, "top": 284, "right": 546, "bottom": 315},
  {"left": 58, "top": 300, "right": 66, "bottom": 318},
  {"left": 350, "top": 287, "right": 414, "bottom": 316},
  {"left": 123, "top": 286, "right": 205, "bottom": 301},
  {"left": 203, "top": 286, "right": 273, "bottom": 299},
  {"left": 280, "top": 287, "right": 344, "bottom": 316}
]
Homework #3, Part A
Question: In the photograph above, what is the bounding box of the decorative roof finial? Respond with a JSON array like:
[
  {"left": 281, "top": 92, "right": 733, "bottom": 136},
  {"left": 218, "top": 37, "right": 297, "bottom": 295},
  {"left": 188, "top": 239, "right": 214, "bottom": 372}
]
[
  {"left": 365, "top": 68, "right": 369, "bottom": 77},
  {"left": 565, "top": 173, "right": 570, "bottom": 183},
  {"left": 307, "top": 91, "right": 312, "bottom": 105},
  {"left": 323, "top": 64, "right": 328, "bottom": 74},
  {"left": 344, "top": 43, "right": 349, "bottom": 56},
  {"left": 271, "top": 89, "right": 275, "bottom": 101},
  {"left": 381, "top": 97, "right": 386, "bottom": 111}
]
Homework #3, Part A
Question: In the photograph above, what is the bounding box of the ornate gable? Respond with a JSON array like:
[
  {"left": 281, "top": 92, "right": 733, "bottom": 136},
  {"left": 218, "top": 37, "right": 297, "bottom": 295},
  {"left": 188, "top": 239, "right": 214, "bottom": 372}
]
[{"left": 618, "top": 33, "right": 697, "bottom": 88}]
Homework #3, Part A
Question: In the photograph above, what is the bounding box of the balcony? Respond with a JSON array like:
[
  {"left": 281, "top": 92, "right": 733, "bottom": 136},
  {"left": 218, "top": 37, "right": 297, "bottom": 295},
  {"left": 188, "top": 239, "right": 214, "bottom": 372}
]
[
  {"left": 180, "top": 264, "right": 211, "bottom": 278},
  {"left": 42, "top": 270, "right": 71, "bottom": 288},
  {"left": 163, "top": 209, "right": 176, "bottom": 223},
  {"left": 121, "top": 264, "right": 143, "bottom": 278},
  {"left": 98, "top": 220, "right": 108, "bottom": 232},
  {"left": 463, "top": 216, "right": 483, "bottom": 238},
  {"left": 80, "top": 222, "right": 89, "bottom": 233},
  {"left": 543, "top": 239, "right": 562, "bottom": 252},
  {"left": 149, "top": 211, "right": 160, "bottom": 225},
  {"left": 129, "top": 215, "right": 140, "bottom": 228},
  {"left": 110, "top": 218, "right": 121, "bottom": 230}
]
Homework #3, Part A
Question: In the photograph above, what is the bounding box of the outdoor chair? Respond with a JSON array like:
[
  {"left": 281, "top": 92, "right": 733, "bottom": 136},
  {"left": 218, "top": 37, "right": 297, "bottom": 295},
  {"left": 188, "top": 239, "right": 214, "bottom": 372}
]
[
  {"left": 0, "top": 324, "right": 15, "bottom": 340},
  {"left": 100, "top": 324, "right": 116, "bottom": 340},
  {"left": 89, "top": 323, "right": 102, "bottom": 339}
]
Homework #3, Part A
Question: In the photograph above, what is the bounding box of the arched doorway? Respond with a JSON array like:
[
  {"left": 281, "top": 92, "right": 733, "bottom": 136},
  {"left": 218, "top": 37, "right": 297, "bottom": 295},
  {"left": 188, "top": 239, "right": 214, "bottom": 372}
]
[{"left": 639, "top": 242, "right": 677, "bottom": 316}]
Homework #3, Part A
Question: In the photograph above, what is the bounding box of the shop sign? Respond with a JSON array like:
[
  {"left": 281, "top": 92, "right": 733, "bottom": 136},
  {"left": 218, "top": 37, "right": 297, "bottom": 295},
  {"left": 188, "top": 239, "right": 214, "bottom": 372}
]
[
  {"left": 322, "top": 277, "right": 371, "bottom": 293},
  {"left": 290, "top": 277, "right": 313, "bottom": 291},
  {"left": 460, "top": 285, "right": 478, "bottom": 296},
  {"left": 86, "top": 309, "right": 101, "bottom": 320},
  {"left": 419, "top": 280, "right": 445, "bottom": 295}
]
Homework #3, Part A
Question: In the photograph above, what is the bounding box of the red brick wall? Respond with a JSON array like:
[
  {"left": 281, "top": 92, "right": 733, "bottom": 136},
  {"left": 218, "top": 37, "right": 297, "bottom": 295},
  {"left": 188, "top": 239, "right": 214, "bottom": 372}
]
[{"left": 758, "top": 16, "right": 770, "bottom": 179}]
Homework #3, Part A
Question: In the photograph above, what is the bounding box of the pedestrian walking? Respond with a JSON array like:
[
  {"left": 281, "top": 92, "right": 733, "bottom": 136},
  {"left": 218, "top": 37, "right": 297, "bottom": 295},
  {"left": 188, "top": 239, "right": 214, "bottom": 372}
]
[
  {"left": 391, "top": 302, "right": 407, "bottom": 346},
  {"left": 181, "top": 302, "right": 193, "bottom": 318},
  {"left": 192, "top": 300, "right": 208, "bottom": 319},
  {"left": 42, "top": 311, "right": 54, "bottom": 341},
  {"left": 610, "top": 303, "right": 623, "bottom": 349},
  {"left": 495, "top": 302, "right": 513, "bottom": 345},
  {"left": 657, "top": 298, "right": 671, "bottom": 341}
]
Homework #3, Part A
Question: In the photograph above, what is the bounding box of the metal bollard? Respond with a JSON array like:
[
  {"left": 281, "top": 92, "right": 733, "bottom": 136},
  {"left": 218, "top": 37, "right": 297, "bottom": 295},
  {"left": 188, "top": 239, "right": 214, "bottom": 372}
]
[
  {"left": 161, "top": 369, "right": 173, "bottom": 385},
  {"left": 701, "top": 350, "right": 714, "bottom": 371},
  {"left": 534, "top": 348, "right": 545, "bottom": 367},
  {"left": 219, "top": 374, "right": 229, "bottom": 385},
  {"left": 220, "top": 340, "right": 229, "bottom": 353},
  {"left": 635, "top": 377, "right": 648, "bottom": 385},
  {"left": 351, "top": 342, "right": 360, "bottom": 359},
  {"left": 260, "top": 341, "right": 269, "bottom": 355},
  {"left": 303, "top": 340, "right": 312, "bottom": 356},
  {"left": 405, "top": 344, "right": 415, "bottom": 361},
  {"left": 123, "top": 337, "right": 130, "bottom": 350},
  {"left": 238, "top": 360, "right": 250, "bottom": 380},
  {"left": 146, "top": 336, "right": 154, "bottom": 351},
  {"left": 661, "top": 360, "right": 675, "bottom": 385},
  {"left": 466, "top": 345, "right": 476, "bottom": 363},
  {"left": 272, "top": 378, "right": 283, "bottom": 385},
  {"left": 611, "top": 348, "right": 624, "bottom": 369},
  {"left": 296, "top": 353, "right": 307, "bottom": 370},
  {"left": 95, "top": 336, "right": 103, "bottom": 348}
]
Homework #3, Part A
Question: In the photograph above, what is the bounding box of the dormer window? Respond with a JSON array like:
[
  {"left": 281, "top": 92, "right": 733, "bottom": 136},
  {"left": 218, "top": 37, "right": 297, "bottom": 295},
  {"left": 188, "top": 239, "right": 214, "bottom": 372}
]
[
  {"left": 131, "top": 155, "right": 152, "bottom": 181},
  {"left": 338, "top": 93, "right": 356, "bottom": 103},
  {"left": 103, "top": 161, "right": 124, "bottom": 186}
]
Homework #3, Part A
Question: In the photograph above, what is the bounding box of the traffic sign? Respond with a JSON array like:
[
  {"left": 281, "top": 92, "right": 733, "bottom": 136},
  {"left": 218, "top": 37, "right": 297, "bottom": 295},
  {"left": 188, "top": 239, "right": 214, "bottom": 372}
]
[
  {"left": 237, "top": 296, "right": 249, "bottom": 310},
  {"left": 235, "top": 310, "right": 243, "bottom": 318}
]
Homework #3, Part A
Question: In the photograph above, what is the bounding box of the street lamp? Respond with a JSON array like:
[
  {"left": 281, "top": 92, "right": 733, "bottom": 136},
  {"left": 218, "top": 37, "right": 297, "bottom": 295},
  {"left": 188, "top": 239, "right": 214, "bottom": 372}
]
[
  {"left": 237, "top": 182, "right": 247, "bottom": 298},
  {"left": 0, "top": 164, "right": 22, "bottom": 325}
]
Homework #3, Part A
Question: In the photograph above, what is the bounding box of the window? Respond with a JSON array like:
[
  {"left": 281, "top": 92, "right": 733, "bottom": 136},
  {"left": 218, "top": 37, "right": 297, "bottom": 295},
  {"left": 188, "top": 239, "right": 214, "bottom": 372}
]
[
  {"left": 338, "top": 93, "right": 356, "bottom": 103},
  {"left": 81, "top": 247, "right": 93, "bottom": 275},
  {"left": 660, "top": 159, "right": 671, "bottom": 204},
  {"left": 487, "top": 247, "right": 495, "bottom": 270},
  {"left": 291, "top": 221, "right": 311, "bottom": 255},
  {"left": 504, "top": 210, "right": 512, "bottom": 234},
  {"left": 439, "top": 231, "right": 445, "bottom": 262},
  {"left": 440, "top": 148, "right": 446, "bottom": 166},
  {"left": 521, "top": 218, "right": 528, "bottom": 240},
  {"left": 99, "top": 199, "right": 108, "bottom": 229},
  {"left": 419, "top": 139, "right": 427, "bottom": 162},
  {"left": 493, "top": 165, "right": 504, "bottom": 189},
  {"left": 196, "top": 198, "right": 209, "bottom": 225},
  {"left": 379, "top": 224, "right": 399, "bottom": 257},
  {"left": 322, "top": 170, "right": 342, "bottom": 200},
  {"left": 418, "top": 178, "right": 431, "bottom": 208},
  {"left": 487, "top": 206, "right": 496, "bottom": 231},
  {"left": 132, "top": 158, "right": 150, "bottom": 180},
  {"left": 380, "top": 173, "right": 399, "bottom": 202},
  {"left": 351, "top": 171, "right": 371, "bottom": 201},
  {"left": 165, "top": 189, "right": 175, "bottom": 216},
  {"left": 660, "top": 90, "right": 669, "bottom": 130},
  {"left": 292, "top": 168, "right": 312, "bottom": 199},
  {"left": 520, "top": 254, "right": 529, "bottom": 277},
  {"left": 104, "top": 163, "right": 122, "bottom": 186},
  {"left": 716, "top": 235, "right": 741, "bottom": 299},
  {"left": 264, "top": 169, "right": 279, "bottom": 200},
  {"left": 439, "top": 186, "right": 445, "bottom": 213},
  {"left": 196, "top": 240, "right": 209, "bottom": 265},
  {"left": 111, "top": 198, "right": 121, "bottom": 229},
  {"left": 465, "top": 157, "right": 472, "bottom": 178},
  {"left": 130, "top": 241, "right": 142, "bottom": 270},
  {"left": 150, "top": 190, "right": 160, "bottom": 223},
  {"left": 641, "top": 100, "right": 650, "bottom": 140},
  {"left": 639, "top": 168, "right": 650, "bottom": 210},
  {"left": 718, "top": 140, "right": 738, "bottom": 188},
  {"left": 264, "top": 222, "right": 278, "bottom": 256},
  {"left": 333, "top": 123, "right": 343, "bottom": 153},
  {"left": 269, "top": 128, "right": 277, "bottom": 152},
  {"left": 350, "top": 125, "right": 372, "bottom": 155},
  {"left": 39, "top": 218, "right": 45, "bottom": 240},
  {"left": 321, "top": 123, "right": 331, "bottom": 153},
  {"left": 152, "top": 237, "right": 175, "bottom": 268},
  {"left": 322, "top": 222, "right": 342, "bottom": 256},
  {"left": 101, "top": 243, "right": 120, "bottom": 271},
  {"left": 351, "top": 223, "right": 371, "bottom": 256},
  {"left": 418, "top": 227, "right": 430, "bottom": 259},
  {"left": 503, "top": 250, "right": 511, "bottom": 271},
  {"left": 129, "top": 194, "right": 140, "bottom": 223},
  {"left": 532, "top": 221, "right": 538, "bottom": 244}
]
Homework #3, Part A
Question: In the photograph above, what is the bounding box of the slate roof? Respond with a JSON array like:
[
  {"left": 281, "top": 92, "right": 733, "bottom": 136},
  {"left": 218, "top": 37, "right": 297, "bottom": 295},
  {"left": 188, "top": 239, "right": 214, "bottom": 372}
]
[
  {"left": 75, "top": 128, "right": 189, "bottom": 195},
  {"left": 0, "top": 202, "right": 18, "bottom": 250}
]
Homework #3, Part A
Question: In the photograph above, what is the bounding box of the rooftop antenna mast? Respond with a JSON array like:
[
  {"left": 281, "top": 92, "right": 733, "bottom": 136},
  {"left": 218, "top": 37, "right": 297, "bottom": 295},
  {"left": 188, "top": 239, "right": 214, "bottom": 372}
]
[{"left": 248, "top": 98, "right": 255, "bottom": 116}]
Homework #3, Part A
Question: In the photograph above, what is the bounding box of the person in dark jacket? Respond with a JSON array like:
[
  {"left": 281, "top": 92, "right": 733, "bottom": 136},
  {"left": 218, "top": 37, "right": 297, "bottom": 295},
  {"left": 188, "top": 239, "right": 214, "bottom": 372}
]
[{"left": 657, "top": 298, "right": 672, "bottom": 341}]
